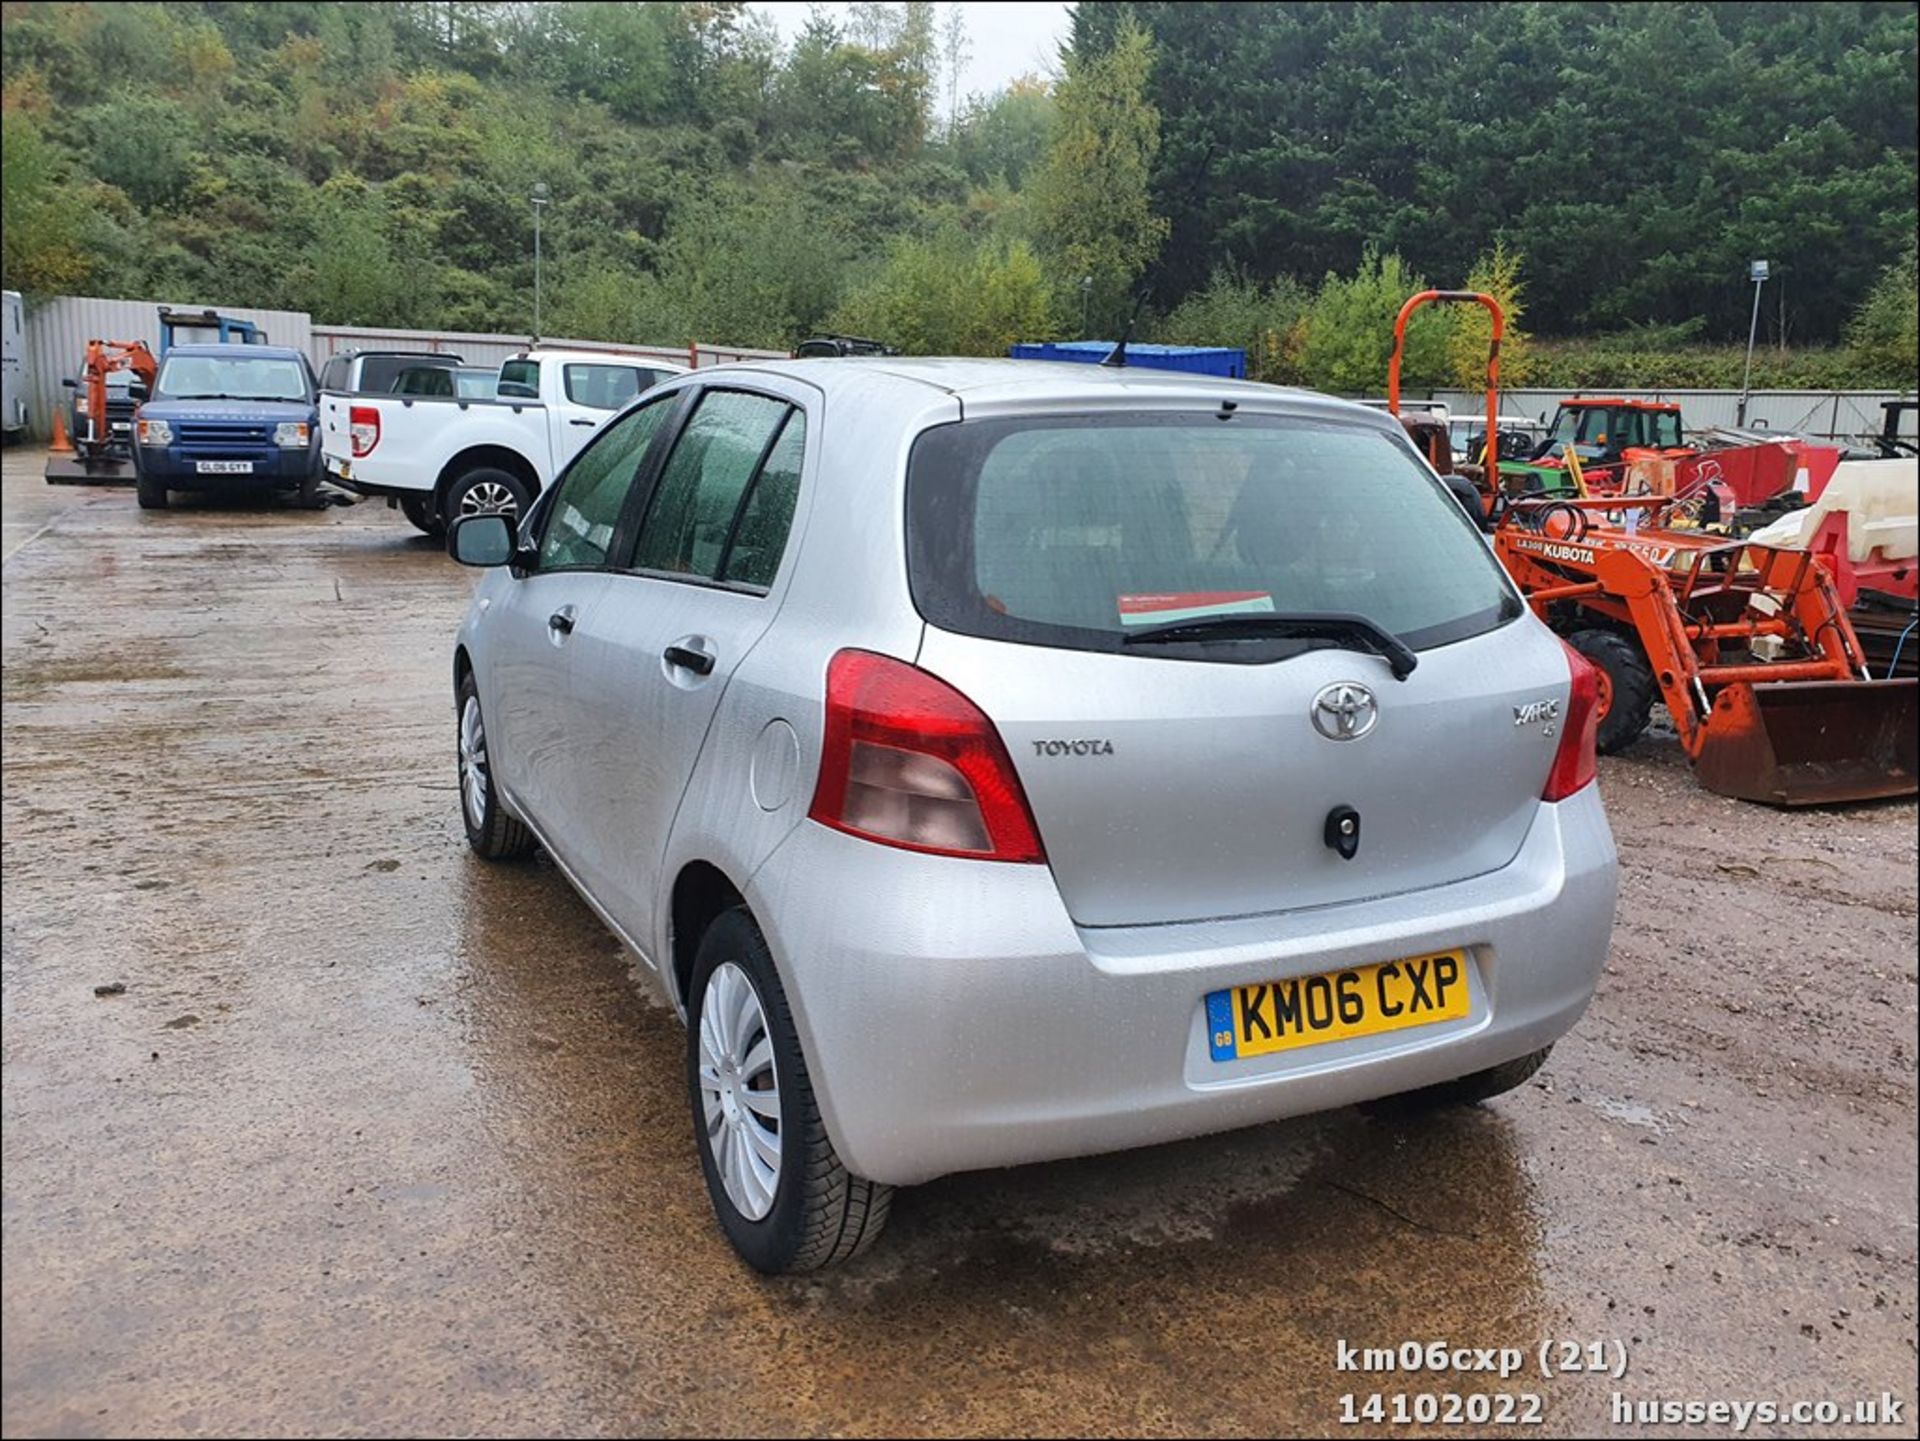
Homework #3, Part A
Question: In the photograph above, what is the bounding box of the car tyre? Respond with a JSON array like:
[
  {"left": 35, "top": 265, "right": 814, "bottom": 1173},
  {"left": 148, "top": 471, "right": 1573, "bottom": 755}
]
[
  {"left": 687, "top": 907, "right": 892, "bottom": 1273},
  {"left": 1567, "top": 628, "right": 1655, "bottom": 754},
  {"left": 1363, "top": 1045, "right": 1553, "bottom": 1115},
  {"left": 456, "top": 673, "right": 534, "bottom": 860},
  {"left": 294, "top": 468, "right": 328, "bottom": 510},
  {"left": 401, "top": 493, "right": 445, "bottom": 537},
  {"left": 444, "top": 466, "right": 532, "bottom": 532},
  {"left": 135, "top": 470, "right": 168, "bottom": 510}
]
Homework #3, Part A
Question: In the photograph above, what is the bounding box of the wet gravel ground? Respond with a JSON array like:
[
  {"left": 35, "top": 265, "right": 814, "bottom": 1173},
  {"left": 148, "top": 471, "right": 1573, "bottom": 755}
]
[{"left": 3, "top": 451, "right": 1915, "bottom": 1438}]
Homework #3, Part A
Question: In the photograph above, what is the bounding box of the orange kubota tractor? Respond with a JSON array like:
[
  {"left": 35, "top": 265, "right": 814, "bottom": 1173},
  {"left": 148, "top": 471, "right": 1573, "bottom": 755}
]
[
  {"left": 45, "top": 338, "right": 159, "bottom": 484},
  {"left": 1388, "top": 290, "right": 1917, "bottom": 806}
]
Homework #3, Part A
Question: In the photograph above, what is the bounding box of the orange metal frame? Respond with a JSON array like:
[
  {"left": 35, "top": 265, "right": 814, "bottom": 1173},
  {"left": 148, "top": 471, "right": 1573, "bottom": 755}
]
[
  {"left": 77, "top": 339, "right": 158, "bottom": 450},
  {"left": 1493, "top": 497, "right": 1871, "bottom": 759},
  {"left": 1387, "top": 290, "right": 1502, "bottom": 477}
]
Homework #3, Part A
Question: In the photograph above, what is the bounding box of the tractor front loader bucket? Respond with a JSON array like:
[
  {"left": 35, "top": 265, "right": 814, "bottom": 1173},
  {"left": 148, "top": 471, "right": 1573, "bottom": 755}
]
[
  {"left": 1692, "top": 678, "right": 1919, "bottom": 805},
  {"left": 44, "top": 454, "right": 136, "bottom": 485}
]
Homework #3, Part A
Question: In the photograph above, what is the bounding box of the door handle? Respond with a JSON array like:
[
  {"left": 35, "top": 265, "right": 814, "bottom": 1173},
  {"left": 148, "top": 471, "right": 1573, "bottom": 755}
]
[
  {"left": 568, "top": 418, "right": 596, "bottom": 427},
  {"left": 664, "top": 643, "right": 715, "bottom": 676},
  {"left": 548, "top": 609, "right": 575, "bottom": 635}
]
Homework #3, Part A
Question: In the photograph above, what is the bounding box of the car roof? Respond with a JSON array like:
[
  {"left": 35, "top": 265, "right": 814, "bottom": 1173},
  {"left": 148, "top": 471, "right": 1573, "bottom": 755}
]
[
  {"left": 707, "top": 355, "right": 1393, "bottom": 428},
  {"left": 165, "top": 344, "right": 308, "bottom": 361}
]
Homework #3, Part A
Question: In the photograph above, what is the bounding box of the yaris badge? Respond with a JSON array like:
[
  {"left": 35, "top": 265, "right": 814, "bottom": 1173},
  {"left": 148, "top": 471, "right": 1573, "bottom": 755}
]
[{"left": 1312, "top": 682, "right": 1378, "bottom": 741}]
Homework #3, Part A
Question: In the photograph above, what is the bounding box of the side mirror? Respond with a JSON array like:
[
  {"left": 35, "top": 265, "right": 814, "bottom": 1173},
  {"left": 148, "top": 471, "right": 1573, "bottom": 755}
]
[
  {"left": 128, "top": 383, "right": 150, "bottom": 402},
  {"left": 62, "top": 377, "right": 77, "bottom": 389},
  {"left": 448, "top": 512, "right": 516, "bottom": 567}
]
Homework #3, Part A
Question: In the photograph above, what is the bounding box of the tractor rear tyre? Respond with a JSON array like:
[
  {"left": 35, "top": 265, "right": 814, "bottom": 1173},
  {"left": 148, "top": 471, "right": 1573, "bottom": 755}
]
[{"left": 1568, "top": 628, "right": 1654, "bottom": 755}]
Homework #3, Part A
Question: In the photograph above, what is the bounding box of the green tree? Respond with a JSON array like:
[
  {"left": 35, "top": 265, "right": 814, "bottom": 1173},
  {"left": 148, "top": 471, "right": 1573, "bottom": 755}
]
[
  {"left": 1156, "top": 269, "right": 1308, "bottom": 384},
  {"left": 947, "top": 75, "right": 1054, "bottom": 188},
  {"left": 769, "top": 12, "right": 926, "bottom": 162},
  {"left": 1298, "top": 250, "right": 1448, "bottom": 395},
  {"left": 1847, "top": 235, "right": 1919, "bottom": 382},
  {"left": 83, "top": 91, "right": 197, "bottom": 208},
  {"left": 1447, "top": 242, "right": 1535, "bottom": 390},
  {"left": 831, "top": 226, "right": 1055, "bottom": 354},
  {"left": 0, "top": 110, "right": 92, "bottom": 292},
  {"left": 1070, "top": 1, "right": 1917, "bottom": 341},
  {"left": 1030, "top": 18, "right": 1167, "bottom": 334},
  {"left": 296, "top": 177, "right": 442, "bottom": 326}
]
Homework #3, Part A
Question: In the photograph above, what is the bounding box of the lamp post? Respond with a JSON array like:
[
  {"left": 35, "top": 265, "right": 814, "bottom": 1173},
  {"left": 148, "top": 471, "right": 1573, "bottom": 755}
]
[
  {"left": 1737, "top": 258, "right": 1769, "bottom": 428},
  {"left": 531, "top": 182, "right": 550, "bottom": 339},
  {"left": 1080, "top": 275, "right": 1093, "bottom": 338}
]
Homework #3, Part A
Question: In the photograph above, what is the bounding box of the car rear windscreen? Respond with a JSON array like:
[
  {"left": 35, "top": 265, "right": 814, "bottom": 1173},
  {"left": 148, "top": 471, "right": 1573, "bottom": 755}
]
[
  {"left": 905, "top": 412, "right": 1519, "bottom": 659},
  {"left": 361, "top": 355, "right": 456, "bottom": 393}
]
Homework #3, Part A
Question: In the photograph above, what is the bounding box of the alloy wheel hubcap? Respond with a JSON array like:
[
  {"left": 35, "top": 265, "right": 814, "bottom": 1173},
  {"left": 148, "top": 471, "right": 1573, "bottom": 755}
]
[
  {"left": 460, "top": 481, "right": 517, "bottom": 518},
  {"left": 459, "top": 696, "right": 489, "bottom": 828},
  {"left": 697, "top": 962, "right": 782, "bottom": 1220}
]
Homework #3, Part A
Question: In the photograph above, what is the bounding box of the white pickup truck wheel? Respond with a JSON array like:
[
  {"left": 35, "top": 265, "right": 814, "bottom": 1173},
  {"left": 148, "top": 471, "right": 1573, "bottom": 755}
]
[{"left": 446, "top": 467, "right": 532, "bottom": 529}]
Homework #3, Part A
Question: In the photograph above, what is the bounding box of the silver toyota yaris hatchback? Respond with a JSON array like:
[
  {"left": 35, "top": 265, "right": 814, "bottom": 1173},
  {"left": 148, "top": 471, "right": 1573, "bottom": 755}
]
[{"left": 448, "top": 358, "right": 1619, "bottom": 1272}]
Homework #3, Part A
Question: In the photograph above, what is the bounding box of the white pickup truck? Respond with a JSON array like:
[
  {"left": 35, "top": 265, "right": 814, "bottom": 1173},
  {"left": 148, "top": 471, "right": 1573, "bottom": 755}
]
[{"left": 320, "top": 348, "right": 688, "bottom": 534}]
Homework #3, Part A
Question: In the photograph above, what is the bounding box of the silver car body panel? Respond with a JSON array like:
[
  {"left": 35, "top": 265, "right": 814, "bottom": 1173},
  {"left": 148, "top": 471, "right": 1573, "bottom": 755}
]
[
  {"left": 456, "top": 357, "right": 1619, "bottom": 1185},
  {"left": 749, "top": 784, "right": 1615, "bottom": 1184}
]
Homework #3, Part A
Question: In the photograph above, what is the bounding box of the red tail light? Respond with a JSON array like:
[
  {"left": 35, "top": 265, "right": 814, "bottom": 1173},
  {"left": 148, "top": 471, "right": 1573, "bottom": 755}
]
[
  {"left": 809, "top": 649, "right": 1046, "bottom": 862},
  {"left": 1543, "top": 640, "right": 1600, "bottom": 801},
  {"left": 349, "top": 405, "right": 381, "bottom": 457}
]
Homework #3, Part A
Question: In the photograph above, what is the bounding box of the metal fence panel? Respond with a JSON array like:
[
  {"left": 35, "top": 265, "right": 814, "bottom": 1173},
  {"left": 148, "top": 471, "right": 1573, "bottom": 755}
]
[
  {"left": 22, "top": 295, "right": 311, "bottom": 438},
  {"left": 1425, "top": 387, "right": 1916, "bottom": 443},
  {"left": 18, "top": 296, "right": 793, "bottom": 437},
  {"left": 310, "top": 326, "right": 789, "bottom": 372}
]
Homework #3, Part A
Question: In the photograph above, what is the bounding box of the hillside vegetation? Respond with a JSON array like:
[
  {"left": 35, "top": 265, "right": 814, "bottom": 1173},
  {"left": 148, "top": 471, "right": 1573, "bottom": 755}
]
[{"left": 2, "top": 1, "right": 1914, "bottom": 389}]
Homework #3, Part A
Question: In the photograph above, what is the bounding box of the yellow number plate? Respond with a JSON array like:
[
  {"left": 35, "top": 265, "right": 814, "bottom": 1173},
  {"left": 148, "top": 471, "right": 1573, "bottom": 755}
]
[{"left": 1205, "top": 952, "right": 1470, "bottom": 1062}]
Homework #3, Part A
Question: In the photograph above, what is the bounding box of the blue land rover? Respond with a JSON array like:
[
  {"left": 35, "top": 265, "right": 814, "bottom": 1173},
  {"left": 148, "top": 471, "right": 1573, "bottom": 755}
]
[{"left": 132, "top": 345, "right": 325, "bottom": 510}]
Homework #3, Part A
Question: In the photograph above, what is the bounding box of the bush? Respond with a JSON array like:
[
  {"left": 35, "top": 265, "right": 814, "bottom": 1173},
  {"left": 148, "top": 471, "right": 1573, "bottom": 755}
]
[
  {"left": 1155, "top": 269, "right": 1308, "bottom": 384},
  {"left": 830, "top": 226, "right": 1055, "bottom": 355},
  {"left": 1298, "top": 250, "right": 1448, "bottom": 395},
  {"left": 1525, "top": 340, "right": 1897, "bottom": 391},
  {"left": 1847, "top": 237, "right": 1918, "bottom": 384}
]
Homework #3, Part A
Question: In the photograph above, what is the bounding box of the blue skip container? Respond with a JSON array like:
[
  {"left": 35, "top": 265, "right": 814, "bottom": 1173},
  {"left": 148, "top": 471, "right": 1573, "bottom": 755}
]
[{"left": 1008, "top": 341, "right": 1247, "bottom": 379}]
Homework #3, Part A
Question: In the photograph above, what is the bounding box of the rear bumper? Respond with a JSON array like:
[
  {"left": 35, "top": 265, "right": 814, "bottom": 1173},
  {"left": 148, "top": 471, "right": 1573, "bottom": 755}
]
[
  {"left": 747, "top": 787, "right": 1618, "bottom": 1186},
  {"left": 323, "top": 457, "right": 429, "bottom": 498}
]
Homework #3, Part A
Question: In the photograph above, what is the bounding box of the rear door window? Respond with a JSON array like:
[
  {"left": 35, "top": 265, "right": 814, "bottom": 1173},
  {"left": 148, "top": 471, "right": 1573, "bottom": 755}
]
[
  {"left": 498, "top": 359, "right": 540, "bottom": 398},
  {"left": 627, "top": 391, "right": 793, "bottom": 580},
  {"left": 564, "top": 363, "right": 652, "bottom": 410},
  {"left": 719, "top": 411, "right": 806, "bottom": 588},
  {"left": 359, "top": 356, "right": 449, "bottom": 393},
  {"left": 906, "top": 413, "right": 1518, "bottom": 660}
]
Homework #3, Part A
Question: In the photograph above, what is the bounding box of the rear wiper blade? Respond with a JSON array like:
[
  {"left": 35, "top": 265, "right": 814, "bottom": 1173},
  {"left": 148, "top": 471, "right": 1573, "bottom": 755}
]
[{"left": 1121, "top": 610, "right": 1418, "bottom": 680}]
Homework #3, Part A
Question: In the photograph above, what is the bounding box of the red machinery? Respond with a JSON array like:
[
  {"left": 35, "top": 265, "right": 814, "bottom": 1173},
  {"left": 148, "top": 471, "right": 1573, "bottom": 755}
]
[
  {"left": 1389, "top": 291, "right": 1917, "bottom": 805},
  {"left": 1494, "top": 498, "right": 1916, "bottom": 805},
  {"left": 46, "top": 338, "right": 159, "bottom": 484}
]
